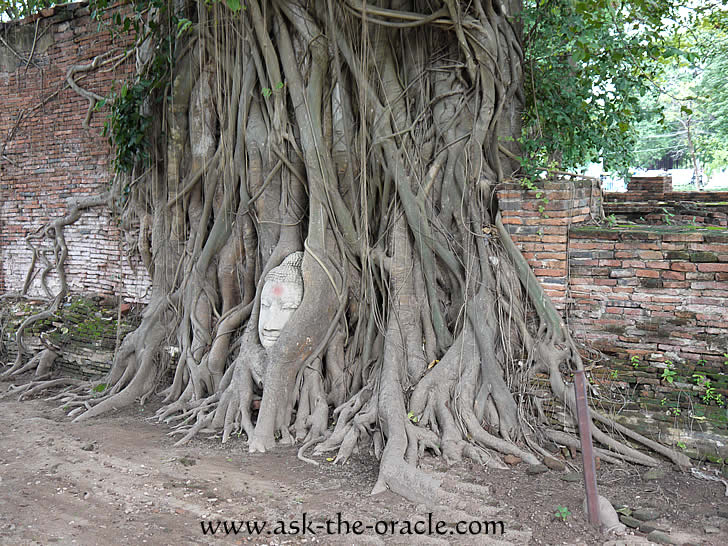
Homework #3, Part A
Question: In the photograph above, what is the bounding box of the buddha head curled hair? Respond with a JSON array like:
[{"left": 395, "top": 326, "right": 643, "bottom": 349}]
[
  {"left": 264, "top": 251, "right": 304, "bottom": 285},
  {"left": 258, "top": 251, "right": 304, "bottom": 348}
]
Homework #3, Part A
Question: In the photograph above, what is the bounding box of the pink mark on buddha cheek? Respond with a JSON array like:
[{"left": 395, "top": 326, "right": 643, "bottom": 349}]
[{"left": 271, "top": 284, "right": 285, "bottom": 297}]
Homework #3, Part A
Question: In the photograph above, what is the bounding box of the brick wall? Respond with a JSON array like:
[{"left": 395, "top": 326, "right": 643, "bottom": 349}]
[
  {"left": 568, "top": 227, "right": 728, "bottom": 367},
  {"left": 568, "top": 227, "right": 728, "bottom": 458},
  {"left": 625, "top": 175, "right": 672, "bottom": 200},
  {"left": 498, "top": 179, "right": 728, "bottom": 367},
  {"left": 0, "top": 2, "right": 151, "bottom": 302},
  {"left": 499, "top": 178, "right": 728, "bottom": 457},
  {"left": 497, "top": 178, "right": 602, "bottom": 310},
  {"left": 665, "top": 191, "right": 728, "bottom": 203},
  {"left": 604, "top": 201, "right": 728, "bottom": 227}
]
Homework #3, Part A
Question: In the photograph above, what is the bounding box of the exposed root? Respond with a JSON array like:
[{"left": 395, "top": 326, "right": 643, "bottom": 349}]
[
  {"left": 1, "top": 349, "right": 57, "bottom": 379},
  {"left": 5, "top": 377, "right": 86, "bottom": 401}
]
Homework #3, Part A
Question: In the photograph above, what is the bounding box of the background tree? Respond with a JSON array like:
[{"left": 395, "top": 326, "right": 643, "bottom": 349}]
[
  {"left": 521, "top": 0, "right": 683, "bottom": 173},
  {"left": 632, "top": 64, "right": 702, "bottom": 178},
  {"left": 630, "top": 3, "right": 728, "bottom": 183},
  {"left": 3, "top": 0, "right": 689, "bottom": 506},
  {"left": 693, "top": 13, "right": 728, "bottom": 177},
  {"left": 1, "top": 0, "right": 58, "bottom": 20}
]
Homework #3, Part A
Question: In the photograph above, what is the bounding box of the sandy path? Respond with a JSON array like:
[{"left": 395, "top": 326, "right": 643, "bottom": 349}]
[{"left": 0, "top": 390, "right": 529, "bottom": 545}]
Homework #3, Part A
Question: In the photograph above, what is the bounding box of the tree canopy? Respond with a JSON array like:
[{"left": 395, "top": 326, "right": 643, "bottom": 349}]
[{"left": 613, "top": 2, "right": 728, "bottom": 178}]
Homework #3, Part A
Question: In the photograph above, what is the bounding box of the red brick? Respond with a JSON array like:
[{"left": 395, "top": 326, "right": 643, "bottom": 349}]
[
  {"left": 622, "top": 260, "right": 646, "bottom": 268},
  {"left": 697, "top": 263, "right": 728, "bottom": 273},
  {"left": 542, "top": 235, "right": 567, "bottom": 243},
  {"left": 662, "top": 233, "right": 705, "bottom": 242},
  {"left": 636, "top": 250, "right": 664, "bottom": 260},
  {"left": 534, "top": 268, "right": 566, "bottom": 277},
  {"left": 661, "top": 271, "right": 685, "bottom": 281},
  {"left": 671, "top": 262, "right": 696, "bottom": 272}
]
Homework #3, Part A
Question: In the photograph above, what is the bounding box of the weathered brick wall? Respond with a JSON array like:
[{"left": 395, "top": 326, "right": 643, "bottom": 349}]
[
  {"left": 498, "top": 179, "right": 728, "bottom": 367},
  {"left": 0, "top": 2, "right": 151, "bottom": 302},
  {"left": 568, "top": 227, "right": 728, "bottom": 364},
  {"left": 568, "top": 226, "right": 728, "bottom": 458},
  {"left": 625, "top": 174, "right": 672, "bottom": 200},
  {"left": 605, "top": 187, "right": 728, "bottom": 227},
  {"left": 589, "top": 355, "right": 728, "bottom": 462},
  {"left": 604, "top": 202, "right": 728, "bottom": 227},
  {"left": 665, "top": 191, "right": 728, "bottom": 203},
  {"left": 499, "top": 178, "right": 728, "bottom": 457},
  {"left": 497, "top": 178, "right": 602, "bottom": 310}
]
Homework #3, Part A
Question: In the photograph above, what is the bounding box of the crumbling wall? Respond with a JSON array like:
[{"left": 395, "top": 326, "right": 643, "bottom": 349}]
[
  {"left": 498, "top": 179, "right": 728, "bottom": 458},
  {"left": 0, "top": 2, "right": 150, "bottom": 302}
]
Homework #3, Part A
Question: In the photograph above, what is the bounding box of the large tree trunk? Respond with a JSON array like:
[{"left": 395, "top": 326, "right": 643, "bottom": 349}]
[{"left": 4, "top": 0, "right": 689, "bottom": 507}]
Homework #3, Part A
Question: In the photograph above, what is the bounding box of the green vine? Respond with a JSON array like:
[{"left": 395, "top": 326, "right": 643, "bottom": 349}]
[
  {"left": 91, "top": 0, "right": 182, "bottom": 175},
  {"left": 101, "top": 80, "right": 153, "bottom": 173}
]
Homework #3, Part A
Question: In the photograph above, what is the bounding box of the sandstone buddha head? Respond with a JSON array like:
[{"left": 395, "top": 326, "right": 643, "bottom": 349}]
[{"left": 258, "top": 251, "right": 304, "bottom": 348}]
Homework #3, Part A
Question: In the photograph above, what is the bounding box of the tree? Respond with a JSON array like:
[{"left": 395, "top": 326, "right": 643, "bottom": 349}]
[
  {"left": 521, "top": 0, "right": 685, "bottom": 174},
  {"left": 3, "top": 0, "right": 688, "bottom": 507},
  {"left": 1, "top": 0, "right": 57, "bottom": 20},
  {"left": 694, "top": 17, "right": 728, "bottom": 177},
  {"left": 632, "top": 65, "right": 702, "bottom": 176},
  {"left": 631, "top": 4, "right": 728, "bottom": 182}
]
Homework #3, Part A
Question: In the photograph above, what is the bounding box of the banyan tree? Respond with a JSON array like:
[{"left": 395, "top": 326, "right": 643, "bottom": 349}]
[{"left": 3, "top": 0, "right": 688, "bottom": 506}]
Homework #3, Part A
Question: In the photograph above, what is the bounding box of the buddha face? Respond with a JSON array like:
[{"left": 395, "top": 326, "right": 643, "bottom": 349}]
[{"left": 258, "top": 252, "right": 304, "bottom": 348}]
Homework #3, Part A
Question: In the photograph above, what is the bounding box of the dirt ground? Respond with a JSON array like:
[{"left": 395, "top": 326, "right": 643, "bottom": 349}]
[{"left": 1, "top": 378, "right": 728, "bottom": 545}]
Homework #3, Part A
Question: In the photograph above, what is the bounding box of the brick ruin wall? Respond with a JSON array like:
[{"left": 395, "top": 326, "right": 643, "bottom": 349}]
[
  {"left": 568, "top": 227, "right": 728, "bottom": 367},
  {"left": 0, "top": 2, "right": 151, "bottom": 302},
  {"left": 497, "top": 179, "right": 603, "bottom": 311},
  {"left": 498, "top": 179, "right": 728, "bottom": 459},
  {"left": 498, "top": 179, "right": 728, "bottom": 365}
]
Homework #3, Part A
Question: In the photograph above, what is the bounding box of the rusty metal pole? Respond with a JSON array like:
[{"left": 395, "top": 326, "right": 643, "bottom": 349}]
[{"left": 573, "top": 369, "right": 600, "bottom": 527}]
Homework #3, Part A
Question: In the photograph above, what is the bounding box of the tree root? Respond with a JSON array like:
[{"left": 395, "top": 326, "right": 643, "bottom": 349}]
[
  {"left": 4, "top": 377, "right": 86, "bottom": 402},
  {"left": 1, "top": 348, "right": 56, "bottom": 379}
]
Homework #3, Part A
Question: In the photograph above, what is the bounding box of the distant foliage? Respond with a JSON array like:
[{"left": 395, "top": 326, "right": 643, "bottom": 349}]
[
  {"left": 630, "top": 8, "right": 728, "bottom": 176},
  {"left": 695, "top": 32, "right": 728, "bottom": 173},
  {"left": 1, "top": 0, "right": 64, "bottom": 20},
  {"left": 521, "top": 0, "right": 688, "bottom": 173}
]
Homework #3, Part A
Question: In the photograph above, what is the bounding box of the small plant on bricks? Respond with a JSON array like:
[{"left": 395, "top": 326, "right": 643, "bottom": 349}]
[{"left": 661, "top": 362, "right": 677, "bottom": 384}]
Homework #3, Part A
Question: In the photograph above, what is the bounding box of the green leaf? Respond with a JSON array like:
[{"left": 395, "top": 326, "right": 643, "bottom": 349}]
[
  {"left": 176, "top": 18, "right": 192, "bottom": 39},
  {"left": 226, "top": 0, "right": 242, "bottom": 12}
]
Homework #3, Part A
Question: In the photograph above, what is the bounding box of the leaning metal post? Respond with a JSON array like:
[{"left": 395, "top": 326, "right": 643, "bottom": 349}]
[{"left": 573, "top": 369, "right": 600, "bottom": 527}]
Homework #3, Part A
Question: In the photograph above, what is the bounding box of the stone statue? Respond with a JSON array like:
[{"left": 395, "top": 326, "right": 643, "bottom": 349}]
[{"left": 258, "top": 251, "right": 304, "bottom": 348}]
